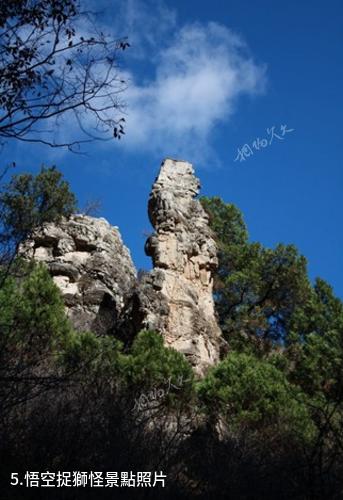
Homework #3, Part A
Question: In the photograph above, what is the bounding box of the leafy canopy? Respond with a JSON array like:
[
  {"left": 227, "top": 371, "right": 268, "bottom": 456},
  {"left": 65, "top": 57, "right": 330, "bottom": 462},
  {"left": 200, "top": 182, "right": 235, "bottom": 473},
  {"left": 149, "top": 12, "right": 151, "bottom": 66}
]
[
  {"left": 198, "top": 351, "right": 315, "bottom": 443},
  {"left": 0, "top": 165, "right": 76, "bottom": 262},
  {"left": 201, "top": 196, "right": 312, "bottom": 351}
]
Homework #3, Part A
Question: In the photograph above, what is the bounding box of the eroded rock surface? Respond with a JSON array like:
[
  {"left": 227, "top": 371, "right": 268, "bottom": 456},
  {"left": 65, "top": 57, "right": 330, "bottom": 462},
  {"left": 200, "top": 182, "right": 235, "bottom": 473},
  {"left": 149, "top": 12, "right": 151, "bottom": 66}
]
[
  {"left": 21, "top": 215, "right": 137, "bottom": 335},
  {"left": 23, "top": 159, "right": 225, "bottom": 375},
  {"left": 139, "top": 158, "right": 225, "bottom": 375}
]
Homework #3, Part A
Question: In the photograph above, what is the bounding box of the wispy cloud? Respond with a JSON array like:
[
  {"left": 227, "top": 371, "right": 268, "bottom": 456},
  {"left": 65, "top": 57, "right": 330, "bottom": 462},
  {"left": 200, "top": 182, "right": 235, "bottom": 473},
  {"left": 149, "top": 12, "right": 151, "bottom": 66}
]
[
  {"left": 42, "top": 0, "right": 267, "bottom": 165},
  {"left": 121, "top": 19, "right": 266, "bottom": 162}
]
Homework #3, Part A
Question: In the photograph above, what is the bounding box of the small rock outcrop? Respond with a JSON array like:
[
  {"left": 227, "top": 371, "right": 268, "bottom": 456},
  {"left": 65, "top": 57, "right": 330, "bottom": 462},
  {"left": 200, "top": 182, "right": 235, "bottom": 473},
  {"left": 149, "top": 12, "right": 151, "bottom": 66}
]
[
  {"left": 21, "top": 215, "right": 137, "bottom": 335},
  {"left": 139, "top": 159, "right": 224, "bottom": 375}
]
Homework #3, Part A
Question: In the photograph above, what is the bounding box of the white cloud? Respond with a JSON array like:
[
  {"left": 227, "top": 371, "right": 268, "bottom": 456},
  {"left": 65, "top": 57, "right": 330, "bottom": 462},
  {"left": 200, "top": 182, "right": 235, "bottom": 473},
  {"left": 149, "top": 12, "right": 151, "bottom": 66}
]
[
  {"left": 120, "top": 20, "right": 266, "bottom": 162},
  {"left": 86, "top": 0, "right": 177, "bottom": 59},
  {"left": 48, "top": 0, "right": 266, "bottom": 165}
]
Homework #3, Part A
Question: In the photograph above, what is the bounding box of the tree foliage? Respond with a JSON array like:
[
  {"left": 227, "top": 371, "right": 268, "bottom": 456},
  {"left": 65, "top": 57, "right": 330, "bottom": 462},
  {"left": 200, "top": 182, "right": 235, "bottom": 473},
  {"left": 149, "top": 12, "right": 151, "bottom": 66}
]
[
  {"left": 198, "top": 351, "right": 315, "bottom": 443},
  {"left": 201, "top": 195, "right": 343, "bottom": 498},
  {"left": 0, "top": 165, "right": 76, "bottom": 265},
  {"left": 0, "top": 185, "right": 342, "bottom": 498},
  {"left": 0, "top": 263, "right": 73, "bottom": 414},
  {"left": 287, "top": 278, "right": 343, "bottom": 400},
  {"left": 201, "top": 196, "right": 312, "bottom": 351}
]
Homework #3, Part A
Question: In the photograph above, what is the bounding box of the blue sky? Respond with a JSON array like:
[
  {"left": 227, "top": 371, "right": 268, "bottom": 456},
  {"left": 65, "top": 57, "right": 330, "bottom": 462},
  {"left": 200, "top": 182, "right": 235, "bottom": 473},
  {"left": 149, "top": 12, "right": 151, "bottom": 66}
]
[{"left": 2, "top": 0, "right": 343, "bottom": 297}]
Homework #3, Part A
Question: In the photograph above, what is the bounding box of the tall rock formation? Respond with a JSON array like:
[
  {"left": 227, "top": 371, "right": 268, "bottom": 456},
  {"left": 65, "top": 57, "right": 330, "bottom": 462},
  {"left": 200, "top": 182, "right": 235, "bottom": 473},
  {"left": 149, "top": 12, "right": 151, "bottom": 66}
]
[
  {"left": 139, "top": 159, "right": 224, "bottom": 375},
  {"left": 22, "top": 159, "right": 225, "bottom": 375},
  {"left": 21, "top": 215, "right": 137, "bottom": 336}
]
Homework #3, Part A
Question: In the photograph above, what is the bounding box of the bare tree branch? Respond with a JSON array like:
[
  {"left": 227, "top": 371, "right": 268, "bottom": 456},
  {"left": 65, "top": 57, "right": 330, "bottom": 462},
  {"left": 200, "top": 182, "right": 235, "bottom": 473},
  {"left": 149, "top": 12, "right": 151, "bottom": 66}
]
[{"left": 0, "top": 0, "right": 129, "bottom": 151}]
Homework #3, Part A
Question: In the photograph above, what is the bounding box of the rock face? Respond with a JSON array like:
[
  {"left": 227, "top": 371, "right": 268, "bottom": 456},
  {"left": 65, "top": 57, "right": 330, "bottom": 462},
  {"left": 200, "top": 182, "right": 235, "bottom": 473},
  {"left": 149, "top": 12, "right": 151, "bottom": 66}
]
[
  {"left": 21, "top": 215, "right": 137, "bottom": 336},
  {"left": 139, "top": 158, "right": 224, "bottom": 375},
  {"left": 23, "top": 159, "right": 225, "bottom": 375}
]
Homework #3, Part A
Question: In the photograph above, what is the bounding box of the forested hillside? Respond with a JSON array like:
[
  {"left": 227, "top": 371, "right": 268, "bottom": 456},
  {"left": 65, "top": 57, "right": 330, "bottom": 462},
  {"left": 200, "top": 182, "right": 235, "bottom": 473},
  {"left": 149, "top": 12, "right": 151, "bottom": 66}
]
[{"left": 0, "top": 167, "right": 342, "bottom": 499}]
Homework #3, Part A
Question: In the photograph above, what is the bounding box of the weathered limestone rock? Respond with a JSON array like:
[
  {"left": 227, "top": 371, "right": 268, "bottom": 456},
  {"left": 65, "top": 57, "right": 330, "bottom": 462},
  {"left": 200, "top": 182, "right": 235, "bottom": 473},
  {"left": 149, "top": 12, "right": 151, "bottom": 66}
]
[
  {"left": 139, "top": 158, "right": 225, "bottom": 375},
  {"left": 21, "top": 215, "right": 137, "bottom": 335},
  {"left": 22, "top": 159, "right": 225, "bottom": 375}
]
